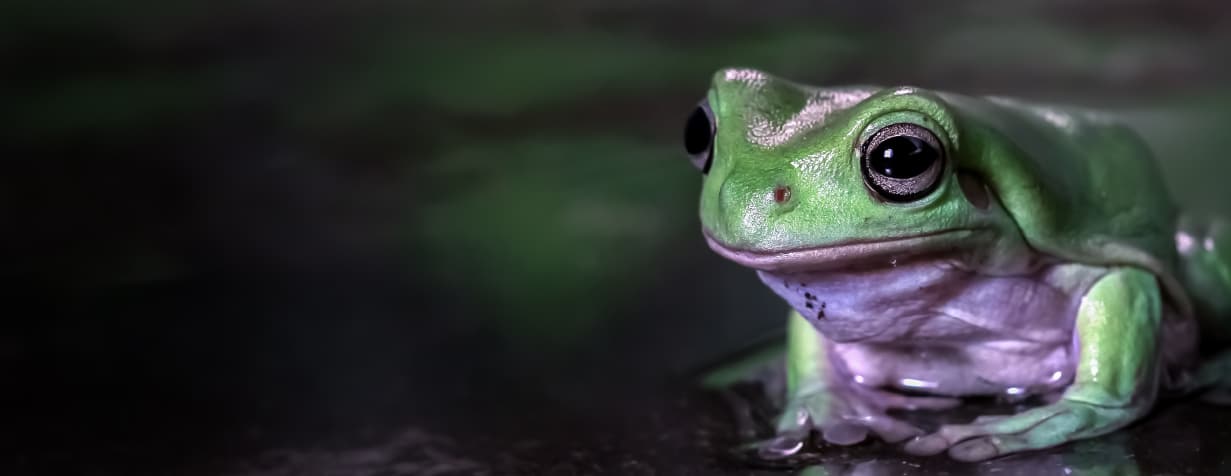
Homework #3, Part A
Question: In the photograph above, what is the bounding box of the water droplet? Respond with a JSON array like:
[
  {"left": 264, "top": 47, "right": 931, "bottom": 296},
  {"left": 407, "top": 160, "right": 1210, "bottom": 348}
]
[
  {"left": 821, "top": 422, "right": 868, "bottom": 445},
  {"left": 1049, "top": 370, "right": 1064, "bottom": 382},
  {"left": 1006, "top": 387, "right": 1024, "bottom": 396},
  {"left": 853, "top": 375, "right": 866, "bottom": 384}
]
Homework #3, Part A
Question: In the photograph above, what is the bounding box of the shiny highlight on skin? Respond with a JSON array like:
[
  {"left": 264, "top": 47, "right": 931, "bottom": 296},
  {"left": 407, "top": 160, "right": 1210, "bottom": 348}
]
[{"left": 693, "top": 67, "right": 1231, "bottom": 462}]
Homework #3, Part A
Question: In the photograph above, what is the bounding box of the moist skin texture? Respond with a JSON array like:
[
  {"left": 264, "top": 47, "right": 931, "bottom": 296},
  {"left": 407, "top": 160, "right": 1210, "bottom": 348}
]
[{"left": 694, "top": 67, "right": 1231, "bottom": 462}]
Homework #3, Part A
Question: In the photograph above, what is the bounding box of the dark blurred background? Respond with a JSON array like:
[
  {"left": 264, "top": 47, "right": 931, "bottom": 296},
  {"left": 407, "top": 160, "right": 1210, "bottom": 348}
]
[{"left": 5, "top": 1, "right": 1231, "bottom": 474}]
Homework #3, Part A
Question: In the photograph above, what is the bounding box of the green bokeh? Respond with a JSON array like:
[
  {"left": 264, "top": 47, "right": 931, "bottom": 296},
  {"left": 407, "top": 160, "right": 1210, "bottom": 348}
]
[
  {"left": 411, "top": 137, "right": 697, "bottom": 344},
  {"left": 9, "top": 0, "right": 1231, "bottom": 354}
]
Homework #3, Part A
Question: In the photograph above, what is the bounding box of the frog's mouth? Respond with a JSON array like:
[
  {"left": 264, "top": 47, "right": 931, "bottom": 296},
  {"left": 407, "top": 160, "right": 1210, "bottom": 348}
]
[{"left": 702, "top": 228, "right": 984, "bottom": 272}]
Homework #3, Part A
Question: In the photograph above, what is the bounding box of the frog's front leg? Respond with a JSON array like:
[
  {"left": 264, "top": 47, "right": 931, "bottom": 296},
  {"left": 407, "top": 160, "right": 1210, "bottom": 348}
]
[
  {"left": 763, "top": 311, "right": 951, "bottom": 458},
  {"left": 905, "top": 268, "right": 1161, "bottom": 461}
]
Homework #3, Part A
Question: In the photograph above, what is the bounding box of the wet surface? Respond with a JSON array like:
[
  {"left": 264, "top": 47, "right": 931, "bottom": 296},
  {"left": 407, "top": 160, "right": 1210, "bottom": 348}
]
[{"left": 8, "top": 275, "right": 1231, "bottom": 475}]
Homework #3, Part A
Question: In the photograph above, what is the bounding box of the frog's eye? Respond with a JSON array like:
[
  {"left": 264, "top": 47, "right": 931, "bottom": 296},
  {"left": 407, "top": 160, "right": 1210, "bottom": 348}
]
[
  {"left": 684, "top": 99, "right": 715, "bottom": 174},
  {"left": 860, "top": 123, "right": 946, "bottom": 202}
]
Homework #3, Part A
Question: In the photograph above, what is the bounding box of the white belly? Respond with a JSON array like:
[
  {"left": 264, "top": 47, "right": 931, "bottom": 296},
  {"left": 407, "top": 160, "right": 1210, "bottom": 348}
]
[{"left": 758, "top": 259, "right": 1108, "bottom": 396}]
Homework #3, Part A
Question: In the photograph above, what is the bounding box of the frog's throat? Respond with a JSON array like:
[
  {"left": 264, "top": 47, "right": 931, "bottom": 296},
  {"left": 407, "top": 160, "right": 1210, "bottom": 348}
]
[{"left": 703, "top": 228, "right": 986, "bottom": 272}]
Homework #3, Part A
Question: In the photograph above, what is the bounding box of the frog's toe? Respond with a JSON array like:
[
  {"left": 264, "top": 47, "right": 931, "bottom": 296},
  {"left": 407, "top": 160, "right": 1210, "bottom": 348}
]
[
  {"left": 813, "top": 412, "right": 920, "bottom": 446},
  {"left": 774, "top": 395, "right": 870, "bottom": 447},
  {"left": 948, "top": 437, "right": 1001, "bottom": 462},
  {"left": 902, "top": 433, "right": 951, "bottom": 456},
  {"left": 944, "top": 419, "right": 1069, "bottom": 462},
  {"left": 904, "top": 407, "right": 1062, "bottom": 458},
  {"left": 818, "top": 421, "right": 869, "bottom": 446},
  {"left": 903, "top": 418, "right": 1021, "bottom": 458},
  {"left": 774, "top": 390, "right": 922, "bottom": 450},
  {"left": 904, "top": 401, "right": 1124, "bottom": 461},
  {"left": 971, "top": 414, "right": 1010, "bottom": 424},
  {"left": 860, "top": 414, "right": 924, "bottom": 444},
  {"left": 754, "top": 432, "right": 809, "bottom": 459}
]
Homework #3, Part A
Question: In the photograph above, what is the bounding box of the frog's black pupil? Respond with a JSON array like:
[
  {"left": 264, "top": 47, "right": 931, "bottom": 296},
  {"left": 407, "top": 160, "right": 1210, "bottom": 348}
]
[
  {"left": 684, "top": 106, "right": 712, "bottom": 155},
  {"left": 869, "top": 136, "right": 938, "bottom": 179}
]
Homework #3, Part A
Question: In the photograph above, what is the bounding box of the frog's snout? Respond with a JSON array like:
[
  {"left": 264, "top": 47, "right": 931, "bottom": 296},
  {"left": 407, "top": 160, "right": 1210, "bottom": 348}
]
[{"left": 711, "top": 173, "right": 801, "bottom": 247}]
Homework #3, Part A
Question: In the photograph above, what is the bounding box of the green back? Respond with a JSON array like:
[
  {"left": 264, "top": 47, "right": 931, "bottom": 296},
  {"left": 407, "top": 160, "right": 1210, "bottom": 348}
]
[{"left": 939, "top": 93, "right": 1184, "bottom": 306}]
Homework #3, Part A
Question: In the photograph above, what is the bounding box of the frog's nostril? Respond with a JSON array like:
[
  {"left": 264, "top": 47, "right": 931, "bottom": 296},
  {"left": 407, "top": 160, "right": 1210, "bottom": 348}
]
[{"left": 773, "top": 185, "right": 792, "bottom": 204}]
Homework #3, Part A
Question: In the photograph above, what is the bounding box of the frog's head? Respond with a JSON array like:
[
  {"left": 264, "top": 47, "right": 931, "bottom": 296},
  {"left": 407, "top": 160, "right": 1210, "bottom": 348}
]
[{"left": 689, "top": 68, "right": 1002, "bottom": 272}]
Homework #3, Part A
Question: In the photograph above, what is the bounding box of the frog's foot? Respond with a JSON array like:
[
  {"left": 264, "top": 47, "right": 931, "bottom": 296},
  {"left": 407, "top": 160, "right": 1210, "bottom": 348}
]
[
  {"left": 759, "top": 388, "right": 923, "bottom": 459},
  {"left": 903, "top": 398, "right": 1139, "bottom": 462}
]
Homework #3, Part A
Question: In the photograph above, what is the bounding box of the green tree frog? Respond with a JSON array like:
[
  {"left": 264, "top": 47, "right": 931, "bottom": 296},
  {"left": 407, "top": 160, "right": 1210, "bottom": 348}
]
[{"left": 686, "top": 68, "right": 1231, "bottom": 461}]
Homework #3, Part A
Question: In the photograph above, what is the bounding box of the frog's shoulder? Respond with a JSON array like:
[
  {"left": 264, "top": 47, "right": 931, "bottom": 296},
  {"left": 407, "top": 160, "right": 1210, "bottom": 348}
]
[{"left": 932, "top": 91, "right": 1189, "bottom": 314}]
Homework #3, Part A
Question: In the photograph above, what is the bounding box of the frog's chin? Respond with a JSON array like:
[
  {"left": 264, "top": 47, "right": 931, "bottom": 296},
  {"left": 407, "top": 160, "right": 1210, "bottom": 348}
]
[{"left": 702, "top": 228, "right": 984, "bottom": 272}]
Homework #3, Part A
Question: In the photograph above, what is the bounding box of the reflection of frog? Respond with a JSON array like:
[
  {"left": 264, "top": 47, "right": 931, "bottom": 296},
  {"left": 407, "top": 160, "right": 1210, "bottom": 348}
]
[
  {"left": 792, "top": 433, "right": 1142, "bottom": 475},
  {"left": 686, "top": 68, "right": 1231, "bottom": 461}
]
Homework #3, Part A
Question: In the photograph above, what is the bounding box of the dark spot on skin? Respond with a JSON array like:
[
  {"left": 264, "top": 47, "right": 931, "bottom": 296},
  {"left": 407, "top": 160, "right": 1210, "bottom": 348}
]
[
  {"left": 821, "top": 302, "right": 827, "bottom": 308},
  {"left": 804, "top": 292, "right": 816, "bottom": 301},
  {"left": 773, "top": 185, "right": 791, "bottom": 204},
  {"left": 805, "top": 302, "right": 814, "bottom": 309},
  {"left": 817, "top": 309, "right": 826, "bottom": 320}
]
